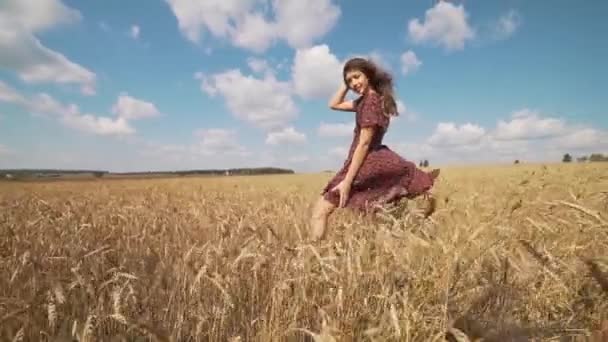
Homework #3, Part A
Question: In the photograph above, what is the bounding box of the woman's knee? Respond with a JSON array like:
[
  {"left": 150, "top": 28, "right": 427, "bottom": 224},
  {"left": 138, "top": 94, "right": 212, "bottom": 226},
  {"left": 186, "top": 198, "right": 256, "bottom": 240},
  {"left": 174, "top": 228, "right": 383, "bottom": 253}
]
[{"left": 312, "top": 197, "right": 335, "bottom": 218}]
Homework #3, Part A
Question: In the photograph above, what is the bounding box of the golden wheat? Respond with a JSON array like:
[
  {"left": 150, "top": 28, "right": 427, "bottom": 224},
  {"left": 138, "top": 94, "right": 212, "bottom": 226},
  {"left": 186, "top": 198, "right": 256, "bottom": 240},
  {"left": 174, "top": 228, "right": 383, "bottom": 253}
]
[{"left": 0, "top": 162, "right": 607, "bottom": 341}]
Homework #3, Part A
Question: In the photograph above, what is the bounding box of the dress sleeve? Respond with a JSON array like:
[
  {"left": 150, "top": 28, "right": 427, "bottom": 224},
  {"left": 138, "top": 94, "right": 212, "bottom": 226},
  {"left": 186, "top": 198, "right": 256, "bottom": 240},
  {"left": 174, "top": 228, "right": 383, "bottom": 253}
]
[{"left": 358, "top": 93, "right": 387, "bottom": 129}]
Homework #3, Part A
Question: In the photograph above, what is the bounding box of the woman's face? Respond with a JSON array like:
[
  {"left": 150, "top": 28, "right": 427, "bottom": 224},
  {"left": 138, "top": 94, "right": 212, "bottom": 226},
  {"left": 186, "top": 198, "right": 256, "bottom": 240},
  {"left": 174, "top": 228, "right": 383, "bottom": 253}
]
[{"left": 344, "top": 69, "right": 369, "bottom": 95}]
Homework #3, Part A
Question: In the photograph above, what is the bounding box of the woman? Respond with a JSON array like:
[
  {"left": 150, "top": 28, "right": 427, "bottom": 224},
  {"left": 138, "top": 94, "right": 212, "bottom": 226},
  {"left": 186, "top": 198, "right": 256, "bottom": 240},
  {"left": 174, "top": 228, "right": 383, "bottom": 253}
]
[{"left": 310, "top": 57, "right": 440, "bottom": 241}]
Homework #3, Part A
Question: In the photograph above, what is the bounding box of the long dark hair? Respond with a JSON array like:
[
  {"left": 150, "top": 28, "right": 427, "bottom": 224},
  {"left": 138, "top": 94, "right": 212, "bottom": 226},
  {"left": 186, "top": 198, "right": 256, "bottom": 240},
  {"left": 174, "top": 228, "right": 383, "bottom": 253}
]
[{"left": 343, "top": 57, "right": 398, "bottom": 117}]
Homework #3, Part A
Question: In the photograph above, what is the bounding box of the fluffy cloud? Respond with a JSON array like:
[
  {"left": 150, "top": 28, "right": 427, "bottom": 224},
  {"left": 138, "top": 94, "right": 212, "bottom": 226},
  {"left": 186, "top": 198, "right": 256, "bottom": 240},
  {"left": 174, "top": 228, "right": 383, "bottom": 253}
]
[
  {"left": 408, "top": 1, "right": 475, "bottom": 51},
  {"left": 0, "top": 81, "right": 26, "bottom": 103},
  {"left": 493, "top": 9, "right": 521, "bottom": 40},
  {"left": 400, "top": 50, "right": 422, "bottom": 76},
  {"left": 273, "top": 0, "right": 341, "bottom": 49},
  {"left": 428, "top": 122, "right": 486, "bottom": 146},
  {"left": 394, "top": 109, "right": 608, "bottom": 165},
  {"left": 494, "top": 109, "right": 566, "bottom": 140},
  {"left": 318, "top": 121, "right": 354, "bottom": 137},
  {"left": 112, "top": 94, "right": 161, "bottom": 120},
  {"left": 291, "top": 44, "right": 343, "bottom": 99},
  {"left": 130, "top": 25, "right": 140, "bottom": 39},
  {"left": 395, "top": 99, "right": 417, "bottom": 122},
  {"left": 366, "top": 51, "right": 393, "bottom": 73},
  {"left": 329, "top": 146, "right": 348, "bottom": 158},
  {"left": 60, "top": 113, "right": 132, "bottom": 136},
  {"left": 194, "top": 128, "right": 249, "bottom": 156},
  {"left": 165, "top": 0, "right": 340, "bottom": 52},
  {"left": 0, "top": 81, "right": 161, "bottom": 136},
  {"left": 138, "top": 128, "right": 249, "bottom": 168},
  {"left": 197, "top": 69, "right": 297, "bottom": 130},
  {"left": 392, "top": 142, "right": 435, "bottom": 163},
  {"left": 291, "top": 44, "right": 391, "bottom": 100},
  {"left": 0, "top": 144, "right": 12, "bottom": 156},
  {"left": 26, "top": 92, "right": 135, "bottom": 135},
  {"left": 265, "top": 126, "right": 307, "bottom": 145},
  {"left": 230, "top": 12, "right": 277, "bottom": 52},
  {"left": 0, "top": 0, "right": 97, "bottom": 95},
  {"left": 553, "top": 128, "right": 608, "bottom": 150},
  {"left": 287, "top": 155, "right": 309, "bottom": 163},
  {"left": 247, "top": 57, "right": 272, "bottom": 75}
]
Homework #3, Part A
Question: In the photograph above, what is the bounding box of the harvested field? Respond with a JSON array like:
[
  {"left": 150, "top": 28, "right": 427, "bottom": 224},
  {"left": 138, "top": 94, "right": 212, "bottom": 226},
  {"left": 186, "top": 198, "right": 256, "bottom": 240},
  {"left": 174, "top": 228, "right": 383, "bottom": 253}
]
[{"left": 1, "top": 163, "right": 607, "bottom": 341}]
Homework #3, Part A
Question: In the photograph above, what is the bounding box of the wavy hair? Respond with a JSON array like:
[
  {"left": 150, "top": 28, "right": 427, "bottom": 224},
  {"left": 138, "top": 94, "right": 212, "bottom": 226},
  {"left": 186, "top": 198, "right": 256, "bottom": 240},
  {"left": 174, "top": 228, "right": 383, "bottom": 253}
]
[{"left": 343, "top": 57, "right": 398, "bottom": 117}]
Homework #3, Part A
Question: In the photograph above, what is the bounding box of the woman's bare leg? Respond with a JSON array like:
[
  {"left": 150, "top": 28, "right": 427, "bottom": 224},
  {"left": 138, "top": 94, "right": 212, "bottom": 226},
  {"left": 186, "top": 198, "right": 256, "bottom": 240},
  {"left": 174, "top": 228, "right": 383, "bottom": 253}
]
[
  {"left": 430, "top": 168, "right": 441, "bottom": 181},
  {"left": 310, "top": 196, "right": 336, "bottom": 241},
  {"left": 423, "top": 168, "right": 441, "bottom": 217}
]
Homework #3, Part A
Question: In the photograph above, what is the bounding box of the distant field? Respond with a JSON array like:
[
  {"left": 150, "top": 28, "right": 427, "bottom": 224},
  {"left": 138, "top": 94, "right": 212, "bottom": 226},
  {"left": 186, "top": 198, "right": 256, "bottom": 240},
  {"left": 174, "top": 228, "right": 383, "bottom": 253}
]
[{"left": 1, "top": 163, "right": 607, "bottom": 341}]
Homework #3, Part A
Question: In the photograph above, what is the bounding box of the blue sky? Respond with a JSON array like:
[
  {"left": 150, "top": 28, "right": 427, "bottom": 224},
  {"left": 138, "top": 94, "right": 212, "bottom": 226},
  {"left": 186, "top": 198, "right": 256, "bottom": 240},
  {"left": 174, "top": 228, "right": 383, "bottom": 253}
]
[{"left": 0, "top": 0, "right": 606, "bottom": 172}]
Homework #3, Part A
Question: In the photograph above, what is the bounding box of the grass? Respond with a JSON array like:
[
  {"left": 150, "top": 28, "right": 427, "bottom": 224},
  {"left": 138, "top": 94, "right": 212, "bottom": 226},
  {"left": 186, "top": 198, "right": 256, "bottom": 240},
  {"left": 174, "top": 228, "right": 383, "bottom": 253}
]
[{"left": 1, "top": 162, "right": 607, "bottom": 341}]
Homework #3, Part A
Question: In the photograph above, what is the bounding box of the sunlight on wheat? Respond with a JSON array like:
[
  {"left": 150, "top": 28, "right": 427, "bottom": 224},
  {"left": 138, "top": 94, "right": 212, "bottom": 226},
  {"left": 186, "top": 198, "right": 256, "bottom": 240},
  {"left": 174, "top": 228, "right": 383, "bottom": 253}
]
[{"left": 0, "top": 162, "right": 607, "bottom": 340}]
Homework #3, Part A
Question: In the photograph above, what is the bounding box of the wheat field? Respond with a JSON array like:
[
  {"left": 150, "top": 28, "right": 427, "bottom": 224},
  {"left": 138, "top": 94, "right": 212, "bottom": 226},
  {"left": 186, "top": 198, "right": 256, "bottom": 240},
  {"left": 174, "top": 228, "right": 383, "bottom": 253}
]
[{"left": 1, "top": 163, "right": 607, "bottom": 341}]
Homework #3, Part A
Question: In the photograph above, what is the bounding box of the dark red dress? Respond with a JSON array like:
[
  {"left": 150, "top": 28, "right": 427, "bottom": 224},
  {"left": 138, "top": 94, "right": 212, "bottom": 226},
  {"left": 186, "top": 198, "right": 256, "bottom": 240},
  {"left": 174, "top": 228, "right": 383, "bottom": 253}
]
[{"left": 322, "top": 91, "right": 436, "bottom": 212}]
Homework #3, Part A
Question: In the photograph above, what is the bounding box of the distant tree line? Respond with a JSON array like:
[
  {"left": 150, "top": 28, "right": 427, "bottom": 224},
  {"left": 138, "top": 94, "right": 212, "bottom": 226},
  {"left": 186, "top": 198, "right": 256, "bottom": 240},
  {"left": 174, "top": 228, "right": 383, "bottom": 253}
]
[
  {"left": 0, "top": 167, "right": 295, "bottom": 180},
  {"left": 0, "top": 169, "right": 109, "bottom": 179},
  {"left": 114, "top": 167, "right": 294, "bottom": 176},
  {"left": 562, "top": 153, "right": 608, "bottom": 163}
]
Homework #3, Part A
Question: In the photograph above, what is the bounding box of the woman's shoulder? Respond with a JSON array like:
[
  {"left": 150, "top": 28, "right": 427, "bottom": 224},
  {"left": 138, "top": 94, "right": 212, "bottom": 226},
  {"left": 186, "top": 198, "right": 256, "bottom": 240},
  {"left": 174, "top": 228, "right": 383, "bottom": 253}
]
[
  {"left": 359, "top": 90, "right": 383, "bottom": 109},
  {"left": 363, "top": 90, "right": 383, "bottom": 104}
]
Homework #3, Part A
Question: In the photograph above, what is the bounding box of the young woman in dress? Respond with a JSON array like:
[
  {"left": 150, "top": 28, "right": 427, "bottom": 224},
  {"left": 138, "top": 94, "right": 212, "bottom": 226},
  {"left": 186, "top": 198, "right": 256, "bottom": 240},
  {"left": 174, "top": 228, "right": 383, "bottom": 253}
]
[{"left": 310, "top": 57, "right": 440, "bottom": 241}]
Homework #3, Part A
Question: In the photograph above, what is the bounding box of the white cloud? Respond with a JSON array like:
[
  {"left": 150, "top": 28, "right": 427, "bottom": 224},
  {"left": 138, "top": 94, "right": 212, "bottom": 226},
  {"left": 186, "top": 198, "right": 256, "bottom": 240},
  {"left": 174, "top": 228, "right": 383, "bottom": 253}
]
[
  {"left": 396, "top": 100, "right": 406, "bottom": 116},
  {"left": 273, "top": 0, "right": 340, "bottom": 49},
  {"left": 165, "top": 0, "right": 340, "bottom": 52},
  {"left": 199, "top": 69, "right": 297, "bottom": 130},
  {"left": 392, "top": 142, "right": 435, "bottom": 163},
  {"left": 247, "top": 57, "right": 272, "bottom": 75},
  {"left": 400, "top": 50, "right": 422, "bottom": 76},
  {"left": 111, "top": 94, "right": 161, "bottom": 120},
  {"left": 0, "top": 81, "right": 26, "bottom": 103},
  {"left": 0, "top": 0, "right": 97, "bottom": 95},
  {"left": 367, "top": 51, "right": 392, "bottom": 73},
  {"left": 428, "top": 122, "right": 486, "bottom": 146},
  {"left": 493, "top": 109, "right": 566, "bottom": 141},
  {"left": 392, "top": 109, "right": 608, "bottom": 165},
  {"left": 288, "top": 155, "right": 309, "bottom": 163},
  {"left": 194, "top": 72, "right": 217, "bottom": 96},
  {"left": 230, "top": 12, "right": 277, "bottom": 52},
  {"left": 408, "top": 1, "right": 475, "bottom": 51},
  {"left": 163, "top": 0, "right": 258, "bottom": 42},
  {"left": 0, "top": 144, "right": 12, "bottom": 156},
  {"left": 395, "top": 99, "right": 417, "bottom": 122},
  {"left": 291, "top": 44, "right": 343, "bottom": 99},
  {"left": 552, "top": 128, "right": 608, "bottom": 151},
  {"left": 24, "top": 92, "right": 135, "bottom": 135},
  {"left": 194, "top": 128, "right": 248, "bottom": 156},
  {"left": 138, "top": 128, "right": 250, "bottom": 167},
  {"left": 27, "top": 93, "right": 76, "bottom": 117},
  {"left": 61, "top": 113, "right": 133, "bottom": 136},
  {"left": 0, "top": 81, "right": 166, "bottom": 136},
  {"left": 99, "top": 21, "right": 110, "bottom": 32},
  {"left": 318, "top": 121, "right": 354, "bottom": 137},
  {"left": 265, "top": 126, "right": 306, "bottom": 145},
  {"left": 0, "top": 0, "right": 80, "bottom": 32},
  {"left": 130, "top": 25, "right": 140, "bottom": 39},
  {"left": 329, "top": 146, "right": 348, "bottom": 158},
  {"left": 485, "top": 137, "right": 529, "bottom": 156},
  {"left": 493, "top": 9, "right": 521, "bottom": 40}
]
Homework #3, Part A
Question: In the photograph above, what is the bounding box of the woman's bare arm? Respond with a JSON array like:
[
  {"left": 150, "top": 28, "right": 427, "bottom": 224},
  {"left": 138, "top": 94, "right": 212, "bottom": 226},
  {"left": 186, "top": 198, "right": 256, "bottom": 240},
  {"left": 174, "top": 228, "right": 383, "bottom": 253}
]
[
  {"left": 329, "top": 83, "right": 356, "bottom": 112},
  {"left": 343, "top": 126, "right": 374, "bottom": 185}
]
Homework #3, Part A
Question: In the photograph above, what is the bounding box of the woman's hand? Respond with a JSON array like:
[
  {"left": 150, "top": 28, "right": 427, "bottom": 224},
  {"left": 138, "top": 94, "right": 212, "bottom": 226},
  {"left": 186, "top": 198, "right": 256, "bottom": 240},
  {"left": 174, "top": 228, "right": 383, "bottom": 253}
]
[
  {"left": 340, "top": 81, "right": 349, "bottom": 92},
  {"left": 331, "top": 180, "right": 352, "bottom": 208},
  {"left": 328, "top": 82, "right": 355, "bottom": 111}
]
